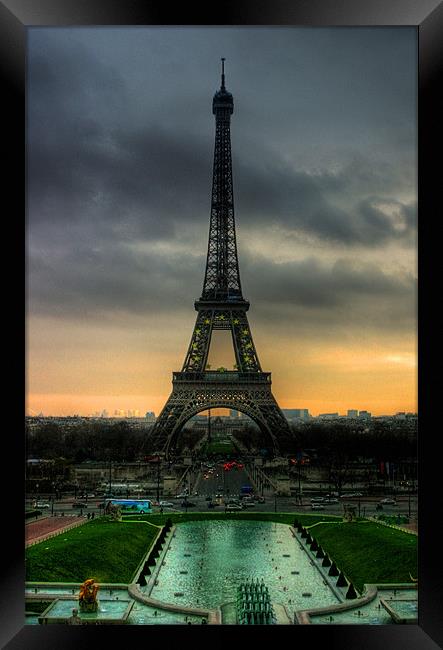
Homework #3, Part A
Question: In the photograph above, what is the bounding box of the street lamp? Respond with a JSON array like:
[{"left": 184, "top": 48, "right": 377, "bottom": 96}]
[
  {"left": 108, "top": 457, "right": 112, "bottom": 496},
  {"left": 156, "top": 457, "right": 161, "bottom": 502}
]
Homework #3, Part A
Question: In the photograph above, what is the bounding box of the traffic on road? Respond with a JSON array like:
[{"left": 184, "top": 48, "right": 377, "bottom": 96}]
[{"left": 26, "top": 459, "right": 417, "bottom": 521}]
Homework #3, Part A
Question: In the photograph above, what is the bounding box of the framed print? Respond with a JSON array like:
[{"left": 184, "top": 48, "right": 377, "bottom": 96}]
[{"left": 4, "top": 0, "right": 442, "bottom": 648}]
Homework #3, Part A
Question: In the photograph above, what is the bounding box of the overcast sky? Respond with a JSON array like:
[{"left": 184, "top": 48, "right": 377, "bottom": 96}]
[{"left": 26, "top": 27, "right": 417, "bottom": 417}]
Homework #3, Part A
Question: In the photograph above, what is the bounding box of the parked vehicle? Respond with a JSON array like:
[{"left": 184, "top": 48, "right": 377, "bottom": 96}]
[
  {"left": 159, "top": 501, "right": 174, "bottom": 507},
  {"left": 72, "top": 502, "right": 87, "bottom": 508},
  {"left": 226, "top": 504, "right": 242, "bottom": 511},
  {"left": 380, "top": 498, "right": 396, "bottom": 505},
  {"left": 181, "top": 501, "right": 196, "bottom": 507},
  {"left": 311, "top": 504, "right": 325, "bottom": 510},
  {"left": 35, "top": 502, "right": 50, "bottom": 509}
]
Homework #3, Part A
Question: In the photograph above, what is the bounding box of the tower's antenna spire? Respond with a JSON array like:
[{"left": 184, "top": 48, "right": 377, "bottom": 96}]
[{"left": 221, "top": 57, "right": 226, "bottom": 89}]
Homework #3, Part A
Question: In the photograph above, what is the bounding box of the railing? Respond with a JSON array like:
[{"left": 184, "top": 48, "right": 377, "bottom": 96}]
[{"left": 173, "top": 371, "right": 271, "bottom": 383}]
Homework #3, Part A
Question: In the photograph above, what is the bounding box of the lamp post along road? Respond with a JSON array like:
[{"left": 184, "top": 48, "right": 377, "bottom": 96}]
[{"left": 156, "top": 457, "right": 161, "bottom": 502}]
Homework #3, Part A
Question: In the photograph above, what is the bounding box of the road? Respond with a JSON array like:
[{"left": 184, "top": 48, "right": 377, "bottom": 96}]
[{"left": 26, "top": 460, "right": 417, "bottom": 521}]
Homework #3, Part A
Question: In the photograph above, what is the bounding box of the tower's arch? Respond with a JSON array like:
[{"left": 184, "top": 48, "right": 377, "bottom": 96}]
[{"left": 165, "top": 399, "right": 279, "bottom": 457}]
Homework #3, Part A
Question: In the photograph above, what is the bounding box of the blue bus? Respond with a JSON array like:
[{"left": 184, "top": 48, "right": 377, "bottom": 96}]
[{"left": 105, "top": 499, "right": 152, "bottom": 514}]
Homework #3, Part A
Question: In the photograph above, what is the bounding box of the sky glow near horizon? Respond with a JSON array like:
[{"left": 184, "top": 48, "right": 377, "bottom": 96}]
[{"left": 26, "top": 27, "right": 417, "bottom": 417}]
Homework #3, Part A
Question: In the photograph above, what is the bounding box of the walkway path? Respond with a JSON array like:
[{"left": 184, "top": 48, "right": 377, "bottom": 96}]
[{"left": 26, "top": 515, "right": 88, "bottom": 546}]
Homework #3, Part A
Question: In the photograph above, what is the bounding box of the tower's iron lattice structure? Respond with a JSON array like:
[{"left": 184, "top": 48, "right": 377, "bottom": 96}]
[{"left": 146, "top": 60, "right": 292, "bottom": 458}]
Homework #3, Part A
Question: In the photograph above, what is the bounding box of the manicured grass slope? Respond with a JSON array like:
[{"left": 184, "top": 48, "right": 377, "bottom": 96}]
[
  {"left": 310, "top": 522, "right": 418, "bottom": 591},
  {"left": 25, "top": 519, "right": 159, "bottom": 583}
]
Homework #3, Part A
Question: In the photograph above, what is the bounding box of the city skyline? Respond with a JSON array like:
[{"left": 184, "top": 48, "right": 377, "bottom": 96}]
[{"left": 27, "top": 28, "right": 417, "bottom": 419}]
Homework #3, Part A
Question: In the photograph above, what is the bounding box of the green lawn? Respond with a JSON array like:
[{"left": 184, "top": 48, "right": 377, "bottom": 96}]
[
  {"left": 202, "top": 441, "right": 236, "bottom": 454},
  {"left": 25, "top": 519, "right": 159, "bottom": 583},
  {"left": 309, "top": 521, "right": 418, "bottom": 591}
]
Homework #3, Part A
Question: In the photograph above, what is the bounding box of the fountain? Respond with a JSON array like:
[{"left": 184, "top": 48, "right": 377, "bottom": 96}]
[
  {"left": 37, "top": 580, "right": 133, "bottom": 625},
  {"left": 236, "top": 579, "right": 276, "bottom": 625}
]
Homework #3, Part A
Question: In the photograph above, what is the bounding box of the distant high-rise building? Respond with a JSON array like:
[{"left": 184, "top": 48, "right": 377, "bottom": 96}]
[
  {"left": 318, "top": 412, "right": 339, "bottom": 419},
  {"left": 282, "top": 409, "right": 310, "bottom": 420},
  {"left": 347, "top": 409, "right": 359, "bottom": 418},
  {"left": 145, "top": 411, "right": 156, "bottom": 422},
  {"left": 359, "top": 410, "right": 371, "bottom": 419}
]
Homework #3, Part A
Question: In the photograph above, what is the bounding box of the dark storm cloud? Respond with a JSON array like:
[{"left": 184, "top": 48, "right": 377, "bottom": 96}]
[
  {"left": 27, "top": 28, "right": 416, "bottom": 332},
  {"left": 28, "top": 238, "right": 415, "bottom": 335},
  {"left": 28, "top": 242, "right": 202, "bottom": 319},
  {"left": 240, "top": 254, "right": 416, "bottom": 332},
  {"left": 235, "top": 157, "right": 416, "bottom": 246}
]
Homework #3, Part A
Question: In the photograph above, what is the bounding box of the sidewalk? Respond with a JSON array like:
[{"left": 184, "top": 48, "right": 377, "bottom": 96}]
[{"left": 26, "top": 515, "right": 88, "bottom": 547}]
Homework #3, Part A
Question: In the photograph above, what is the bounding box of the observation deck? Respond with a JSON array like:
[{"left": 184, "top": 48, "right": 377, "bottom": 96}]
[{"left": 172, "top": 371, "right": 271, "bottom": 384}]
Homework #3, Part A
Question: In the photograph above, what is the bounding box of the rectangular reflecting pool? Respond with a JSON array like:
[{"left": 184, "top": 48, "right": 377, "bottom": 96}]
[{"left": 147, "top": 520, "right": 340, "bottom": 613}]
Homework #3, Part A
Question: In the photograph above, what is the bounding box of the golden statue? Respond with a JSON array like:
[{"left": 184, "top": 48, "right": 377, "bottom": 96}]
[{"left": 78, "top": 578, "right": 99, "bottom": 612}]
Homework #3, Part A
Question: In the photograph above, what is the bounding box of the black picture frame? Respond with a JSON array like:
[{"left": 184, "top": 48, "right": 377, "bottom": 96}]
[{"left": 5, "top": 0, "right": 442, "bottom": 648}]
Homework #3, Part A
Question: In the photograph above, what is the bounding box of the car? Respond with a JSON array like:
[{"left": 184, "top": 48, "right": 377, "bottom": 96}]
[
  {"left": 159, "top": 501, "right": 174, "bottom": 507},
  {"left": 380, "top": 498, "right": 396, "bottom": 505},
  {"left": 181, "top": 501, "right": 196, "bottom": 507},
  {"left": 324, "top": 498, "right": 338, "bottom": 503},
  {"left": 226, "top": 504, "right": 242, "bottom": 510},
  {"left": 176, "top": 493, "right": 189, "bottom": 499},
  {"left": 35, "top": 502, "right": 50, "bottom": 509},
  {"left": 311, "top": 504, "right": 325, "bottom": 510},
  {"left": 72, "top": 501, "right": 87, "bottom": 508},
  {"left": 215, "top": 493, "right": 223, "bottom": 498},
  {"left": 241, "top": 501, "right": 255, "bottom": 507},
  {"left": 311, "top": 497, "right": 325, "bottom": 503}
]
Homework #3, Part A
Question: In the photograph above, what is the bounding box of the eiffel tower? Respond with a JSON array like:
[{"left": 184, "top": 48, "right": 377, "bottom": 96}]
[{"left": 146, "top": 60, "right": 292, "bottom": 458}]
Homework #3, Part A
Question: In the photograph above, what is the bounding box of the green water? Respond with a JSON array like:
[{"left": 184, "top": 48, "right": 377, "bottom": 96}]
[{"left": 148, "top": 519, "right": 340, "bottom": 612}]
